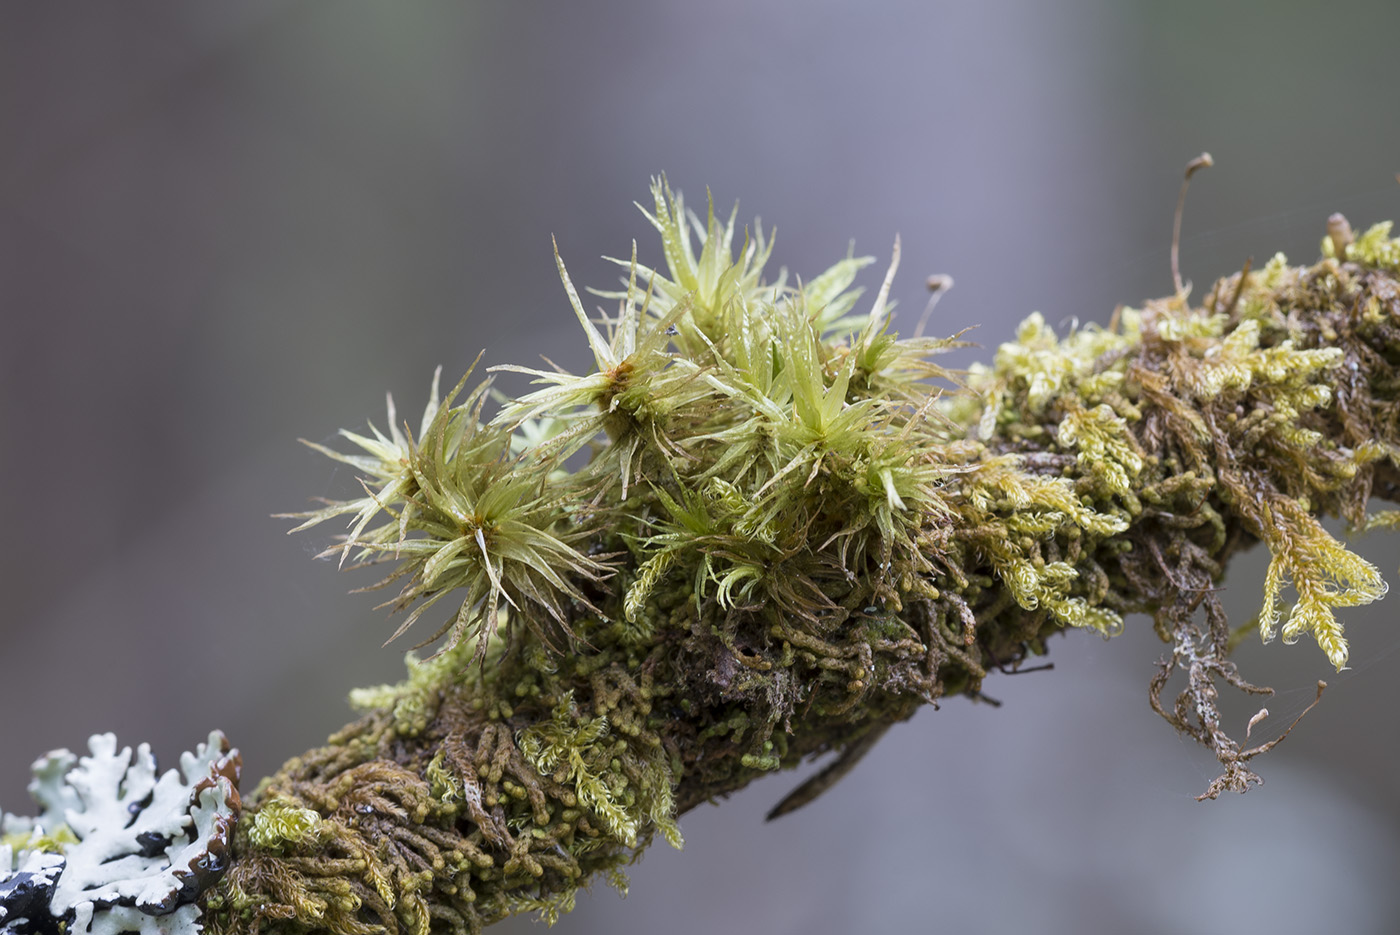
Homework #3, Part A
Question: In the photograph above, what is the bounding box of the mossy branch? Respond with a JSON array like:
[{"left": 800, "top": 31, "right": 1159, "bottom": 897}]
[{"left": 214, "top": 181, "right": 1400, "bottom": 934}]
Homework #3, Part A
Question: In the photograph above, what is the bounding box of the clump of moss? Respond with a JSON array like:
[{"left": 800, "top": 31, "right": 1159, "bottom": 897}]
[
  {"left": 214, "top": 181, "right": 1400, "bottom": 933},
  {"left": 246, "top": 799, "right": 322, "bottom": 854}
]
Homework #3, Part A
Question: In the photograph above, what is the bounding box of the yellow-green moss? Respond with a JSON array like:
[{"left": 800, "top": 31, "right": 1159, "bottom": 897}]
[
  {"left": 246, "top": 798, "right": 322, "bottom": 853},
  {"left": 223, "top": 187, "right": 1400, "bottom": 933}
]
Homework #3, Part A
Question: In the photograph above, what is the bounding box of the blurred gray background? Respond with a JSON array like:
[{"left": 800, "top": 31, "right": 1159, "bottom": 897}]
[{"left": 4, "top": 2, "right": 1400, "bottom": 933}]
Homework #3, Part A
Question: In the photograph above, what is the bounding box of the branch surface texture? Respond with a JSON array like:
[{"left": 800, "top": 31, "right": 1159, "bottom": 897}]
[{"left": 7, "top": 182, "right": 1400, "bottom": 935}]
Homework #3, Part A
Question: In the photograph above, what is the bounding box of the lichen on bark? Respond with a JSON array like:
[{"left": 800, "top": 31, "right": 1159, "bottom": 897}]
[{"left": 210, "top": 181, "right": 1400, "bottom": 934}]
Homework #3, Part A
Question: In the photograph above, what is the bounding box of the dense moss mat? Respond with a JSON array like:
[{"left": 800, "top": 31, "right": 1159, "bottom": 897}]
[{"left": 207, "top": 188, "right": 1400, "bottom": 933}]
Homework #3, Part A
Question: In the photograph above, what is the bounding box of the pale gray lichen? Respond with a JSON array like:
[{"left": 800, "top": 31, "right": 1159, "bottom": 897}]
[{"left": 1, "top": 732, "right": 241, "bottom": 935}]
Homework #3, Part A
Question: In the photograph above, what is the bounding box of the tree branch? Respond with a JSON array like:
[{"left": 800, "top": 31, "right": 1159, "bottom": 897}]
[{"left": 16, "top": 184, "right": 1397, "bottom": 935}]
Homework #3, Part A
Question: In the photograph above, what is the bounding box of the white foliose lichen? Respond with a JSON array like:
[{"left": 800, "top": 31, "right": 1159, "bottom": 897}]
[{"left": 1, "top": 731, "right": 240, "bottom": 935}]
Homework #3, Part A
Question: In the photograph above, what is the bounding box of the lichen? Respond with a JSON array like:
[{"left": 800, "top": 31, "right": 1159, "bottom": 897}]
[
  {"left": 218, "top": 180, "right": 1400, "bottom": 933},
  {"left": 2, "top": 732, "right": 241, "bottom": 935}
]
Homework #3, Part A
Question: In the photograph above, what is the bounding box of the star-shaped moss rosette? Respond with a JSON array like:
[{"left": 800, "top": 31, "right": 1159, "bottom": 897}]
[{"left": 202, "top": 180, "right": 1400, "bottom": 933}]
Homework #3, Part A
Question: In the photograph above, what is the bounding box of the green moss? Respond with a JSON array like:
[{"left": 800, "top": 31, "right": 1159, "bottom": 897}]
[
  {"left": 222, "top": 188, "right": 1400, "bottom": 933},
  {"left": 2, "top": 824, "right": 77, "bottom": 855},
  {"left": 247, "top": 798, "right": 322, "bottom": 853},
  {"left": 1324, "top": 219, "right": 1400, "bottom": 271},
  {"left": 348, "top": 639, "right": 481, "bottom": 736}
]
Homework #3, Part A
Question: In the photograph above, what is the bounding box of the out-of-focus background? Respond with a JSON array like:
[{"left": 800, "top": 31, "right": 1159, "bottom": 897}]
[{"left": 4, "top": 3, "right": 1400, "bottom": 932}]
